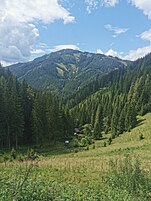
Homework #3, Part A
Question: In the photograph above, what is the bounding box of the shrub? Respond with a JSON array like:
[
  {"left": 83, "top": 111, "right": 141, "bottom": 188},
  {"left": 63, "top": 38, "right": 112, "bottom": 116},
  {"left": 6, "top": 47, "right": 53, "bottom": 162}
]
[
  {"left": 108, "top": 137, "right": 112, "bottom": 145},
  {"left": 10, "top": 148, "right": 17, "bottom": 160},
  {"left": 2, "top": 153, "right": 10, "bottom": 164},
  {"left": 104, "top": 156, "right": 151, "bottom": 200},
  {"left": 92, "top": 145, "right": 95, "bottom": 149},
  {"left": 139, "top": 133, "right": 144, "bottom": 140},
  {"left": 81, "top": 138, "right": 88, "bottom": 147},
  {"left": 103, "top": 141, "right": 107, "bottom": 147},
  {"left": 71, "top": 138, "right": 80, "bottom": 148},
  {"left": 26, "top": 148, "right": 38, "bottom": 161}
]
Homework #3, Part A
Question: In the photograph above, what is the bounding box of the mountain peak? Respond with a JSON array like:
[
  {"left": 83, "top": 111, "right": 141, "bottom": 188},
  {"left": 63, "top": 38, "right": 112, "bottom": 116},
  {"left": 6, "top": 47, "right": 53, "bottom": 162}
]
[{"left": 8, "top": 50, "right": 130, "bottom": 94}]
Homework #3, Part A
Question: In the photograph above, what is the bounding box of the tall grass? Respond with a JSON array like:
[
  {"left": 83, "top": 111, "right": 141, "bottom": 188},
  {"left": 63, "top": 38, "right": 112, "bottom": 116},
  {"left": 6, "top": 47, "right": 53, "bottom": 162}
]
[
  {"left": 0, "top": 157, "right": 150, "bottom": 200},
  {"left": 104, "top": 156, "right": 151, "bottom": 201}
]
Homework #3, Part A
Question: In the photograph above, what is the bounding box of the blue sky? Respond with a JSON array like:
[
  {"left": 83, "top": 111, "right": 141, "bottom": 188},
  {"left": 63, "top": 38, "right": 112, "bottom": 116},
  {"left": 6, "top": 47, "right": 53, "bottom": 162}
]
[{"left": 0, "top": 0, "right": 151, "bottom": 66}]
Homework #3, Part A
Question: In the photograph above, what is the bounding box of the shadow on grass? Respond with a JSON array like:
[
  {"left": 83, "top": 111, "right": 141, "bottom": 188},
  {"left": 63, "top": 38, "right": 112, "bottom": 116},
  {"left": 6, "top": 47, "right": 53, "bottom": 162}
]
[
  {"left": 136, "top": 118, "right": 146, "bottom": 128},
  {"left": 33, "top": 142, "right": 84, "bottom": 157}
]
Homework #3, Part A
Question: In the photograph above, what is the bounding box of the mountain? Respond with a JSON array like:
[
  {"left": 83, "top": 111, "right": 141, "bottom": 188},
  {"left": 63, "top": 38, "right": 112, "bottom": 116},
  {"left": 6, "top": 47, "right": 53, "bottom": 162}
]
[
  {"left": 1, "top": 50, "right": 151, "bottom": 148},
  {"left": 8, "top": 49, "right": 130, "bottom": 95},
  {"left": 69, "top": 53, "right": 151, "bottom": 137}
]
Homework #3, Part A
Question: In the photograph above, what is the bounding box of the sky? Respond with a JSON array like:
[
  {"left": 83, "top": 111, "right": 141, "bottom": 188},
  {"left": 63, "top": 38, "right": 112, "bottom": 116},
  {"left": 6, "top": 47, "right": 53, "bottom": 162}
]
[{"left": 0, "top": 0, "right": 151, "bottom": 66}]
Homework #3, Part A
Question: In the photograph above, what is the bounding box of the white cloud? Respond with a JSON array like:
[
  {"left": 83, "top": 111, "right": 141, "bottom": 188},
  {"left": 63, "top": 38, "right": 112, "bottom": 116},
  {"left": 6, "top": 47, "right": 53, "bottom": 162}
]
[
  {"left": 105, "top": 49, "right": 119, "bottom": 57},
  {"left": 31, "top": 49, "right": 47, "bottom": 55},
  {"left": 131, "top": 0, "right": 151, "bottom": 20},
  {"left": 102, "top": 0, "right": 119, "bottom": 7},
  {"left": 0, "top": 22, "right": 39, "bottom": 63},
  {"left": 123, "top": 45, "right": 151, "bottom": 61},
  {"left": 85, "top": 0, "right": 119, "bottom": 13},
  {"left": 104, "top": 24, "right": 128, "bottom": 37},
  {"left": 122, "top": 29, "right": 151, "bottom": 60},
  {"left": 96, "top": 49, "right": 104, "bottom": 54},
  {"left": 96, "top": 45, "right": 151, "bottom": 61},
  {"left": 96, "top": 48, "right": 119, "bottom": 57},
  {"left": 1, "top": 0, "right": 75, "bottom": 24},
  {"left": 85, "top": 0, "right": 99, "bottom": 13},
  {"left": 140, "top": 29, "right": 151, "bottom": 42},
  {"left": 51, "top": 44, "right": 80, "bottom": 52},
  {"left": 30, "top": 44, "right": 80, "bottom": 58},
  {"left": 0, "top": 0, "right": 75, "bottom": 64}
]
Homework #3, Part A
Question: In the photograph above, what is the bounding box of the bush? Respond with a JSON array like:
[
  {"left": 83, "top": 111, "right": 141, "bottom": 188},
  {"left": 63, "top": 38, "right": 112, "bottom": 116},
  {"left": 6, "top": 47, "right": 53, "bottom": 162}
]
[
  {"left": 10, "top": 148, "right": 17, "bottom": 160},
  {"left": 2, "top": 153, "right": 10, "bottom": 164},
  {"left": 103, "top": 141, "right": 107, "bottom": 147},
  {"left": 71, "top": 138, "right": 80, "bottom": 148},
  {"left": 108, "top": 137, "right": 112, "bottom": 145},
  {"left": 104, "top": 157, "right": 151, "bottom": 200},
  {"left": 85, "top": 136, "right": 93, "bottom": 145},
  {"left": 81, "top": 138, "right": 88, "bottom": 147},
  {"left": 26, "top": 148, "right": 38, "bottom": 161},
  {"left": 92, "top": 145, "right": 95, "bottom": 149},
  {"left": 139, "top": 133, "right": 144, "bottom": 140}
]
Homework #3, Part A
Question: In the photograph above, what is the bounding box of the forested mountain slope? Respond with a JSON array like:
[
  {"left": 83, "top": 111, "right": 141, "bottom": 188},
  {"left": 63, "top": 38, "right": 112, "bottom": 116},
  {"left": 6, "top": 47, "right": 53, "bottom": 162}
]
[
  {"left": 2, "top": 52, "right": 151, "bottom": 148},
  {"left": 0, "top": 65, "right": 73, "bottom": 149},
  {"left": 70, "top": 53, "right": 151, "bottom": 138},
  {"left": 8, "top": 49, "right": 129, "bottom": 96}
]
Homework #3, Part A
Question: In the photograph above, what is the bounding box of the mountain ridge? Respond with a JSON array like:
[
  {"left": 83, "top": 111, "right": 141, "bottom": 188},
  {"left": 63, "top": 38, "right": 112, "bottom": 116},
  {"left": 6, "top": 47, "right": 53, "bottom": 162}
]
[{"left": 8, "top": 49, "right": 131, "bottom": 95}]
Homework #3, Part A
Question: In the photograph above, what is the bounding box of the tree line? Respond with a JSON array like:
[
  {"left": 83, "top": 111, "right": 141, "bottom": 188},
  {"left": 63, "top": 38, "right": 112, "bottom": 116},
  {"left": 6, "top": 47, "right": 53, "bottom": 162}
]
[
  {"left": 0, "top": 53, "right": 151, "bottom": 149},
  {"left": 0, "top": 64, "right": 73, "bottom": 149},
  {"left": 70, "top": 54, "right": 151, "bottom": 138}
]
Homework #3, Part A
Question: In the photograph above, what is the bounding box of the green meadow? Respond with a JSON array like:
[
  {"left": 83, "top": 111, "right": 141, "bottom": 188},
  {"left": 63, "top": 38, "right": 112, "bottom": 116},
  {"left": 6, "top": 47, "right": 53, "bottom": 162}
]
[{"left": 0, "top": 113, "right": 151, "bottom": 201}]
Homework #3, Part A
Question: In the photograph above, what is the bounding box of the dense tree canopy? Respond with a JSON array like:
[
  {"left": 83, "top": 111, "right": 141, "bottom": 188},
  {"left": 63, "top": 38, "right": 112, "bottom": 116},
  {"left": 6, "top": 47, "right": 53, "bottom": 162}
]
[
  {"left": 0, "top": 65, "right": 73, "bottom": 149},
  {"left": 0, "top": 53, "right": 151, "bottom": 149}
]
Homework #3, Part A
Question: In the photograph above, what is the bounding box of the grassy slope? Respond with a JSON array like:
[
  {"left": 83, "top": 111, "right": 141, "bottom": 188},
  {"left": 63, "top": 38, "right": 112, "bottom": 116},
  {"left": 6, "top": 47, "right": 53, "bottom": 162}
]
[
  {"left": 0, "top": 113, "right": 151, "bottom": 200},
  {"left": 40, "top": 113, "right": 151, "bottom": 172}
]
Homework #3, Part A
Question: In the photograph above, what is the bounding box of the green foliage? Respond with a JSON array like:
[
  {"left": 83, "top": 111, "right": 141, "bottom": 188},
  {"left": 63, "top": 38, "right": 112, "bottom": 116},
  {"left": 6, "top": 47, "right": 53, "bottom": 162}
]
[
  {"left": 0, "top": 68, "right": 73, "bottom": 149},
  {"left": 0, "top": 157, "right": 150, "bottom": 201},
  {"left": 26, "top": 148, "right": 38, "bottom": 161},
  {"left": 92, "top": 144, "right": 95, "bottom": 149},
  {"left": 108, "top": 137, "right": 112, "bottom": 145},
  {"left": 81, "top": 138, "right": 87, "bottom": 147},
  {"left": 10, "top": 148, "right": 17, "bottom": 160},
  {"left": 139, "top": 133, "right": 144, "bottom": 140},
  {"left": 104, "top": 157, "right": 151, "bottom": 200},
  {"left": 103, "top": 141, "right": 107, "bottom": 147},
  {"left": 71, "top": 138, "right": 80, "bottom": 148},
  {"left": 8, "top": 49, "right": 127, "bottom": 98}
]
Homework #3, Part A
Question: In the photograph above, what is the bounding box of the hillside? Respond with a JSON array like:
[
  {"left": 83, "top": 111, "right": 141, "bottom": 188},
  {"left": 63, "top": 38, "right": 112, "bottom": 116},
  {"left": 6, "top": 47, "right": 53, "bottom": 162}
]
[
  {"left": 0, "top": 65, "right": 73, "bottom": 149},
  {"left": 69, "top": 53, "right": 151, "bottom": 137},
  {"left": 8, "top": 49, "right": 129, "bottom": 95},
  {"left": 0, "top": 113, "right": 151, "bottom": 200},
  {"left": 1, "top": 52, "right": 151, "bottom": 200}
]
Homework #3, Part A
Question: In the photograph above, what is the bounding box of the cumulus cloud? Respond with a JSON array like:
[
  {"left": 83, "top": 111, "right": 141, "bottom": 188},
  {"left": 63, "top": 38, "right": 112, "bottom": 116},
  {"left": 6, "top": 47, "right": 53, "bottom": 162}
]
[
  {"left": 121, "top": 29, "right": 151, "bottom": 61},
  {"left": 0, "top": 0, "right": 75, "bottom": 65},
  {"left": 105, "top": 49, "right": 119, "bottom": 57},
  {"left": 96, "top": 49, "right": 104, "bottom": 54},
  {"left": 0, "top": 21, "right": 39, "bottom": 63},
  {"left": 30, "top": 44, "right": 80, "bottom": 58},
  {"left": 131, "top": 0, "right": 151, "bottom": 20},
  {"left": 85, "top": 0, "right": 119, "bottom": 13},
  {"left": 96, "top": 48, "right": 119, "bottom": 57},
  {"left": 96, "top": 45, "right": 151, "bottom": 61},
  {"left": 51, "top": 44, "right": 80, "bottom": 52},
  {"left": 104, "top": 24, "right": 128, "bottom": 37},
  {"left": 140, "top": 29, "right": 151, "bottom": 42},
  {"left": 1, "top": 0, "right": 75, "bottom": 24},
  {"left": 123, "top": 45, "right": 151, "bottom": 61}
]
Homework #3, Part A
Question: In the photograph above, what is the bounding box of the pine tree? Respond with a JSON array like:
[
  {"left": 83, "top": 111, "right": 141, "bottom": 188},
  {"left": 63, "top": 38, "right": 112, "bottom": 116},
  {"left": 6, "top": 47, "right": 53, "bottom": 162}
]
[{"left": 93, "top": 105, "right": 103, "bottom": 139}]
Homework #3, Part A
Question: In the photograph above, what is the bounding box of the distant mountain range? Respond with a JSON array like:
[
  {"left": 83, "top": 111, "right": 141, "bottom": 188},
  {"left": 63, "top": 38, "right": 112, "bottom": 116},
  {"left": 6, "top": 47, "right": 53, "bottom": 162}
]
[{"left": 8, "top": 49, "right": 130, "bottom": 95}]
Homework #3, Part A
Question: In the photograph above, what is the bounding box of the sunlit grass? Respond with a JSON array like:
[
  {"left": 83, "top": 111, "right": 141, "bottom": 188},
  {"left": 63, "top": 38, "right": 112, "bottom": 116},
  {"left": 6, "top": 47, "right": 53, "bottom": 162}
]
[{"left": 0, "top": 113, "right": 151, "bottom": 200}]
